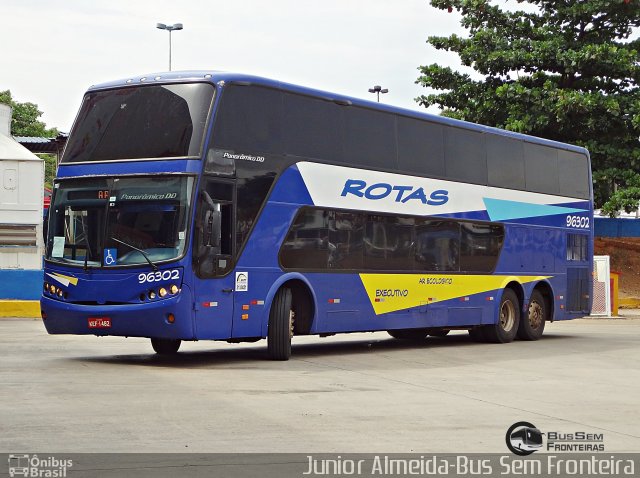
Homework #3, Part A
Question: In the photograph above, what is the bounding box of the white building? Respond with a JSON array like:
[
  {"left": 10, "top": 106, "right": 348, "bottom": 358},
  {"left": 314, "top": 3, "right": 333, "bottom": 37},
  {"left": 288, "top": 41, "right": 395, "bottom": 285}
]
[{"left": 0, "top": 103, "right": 44, "bottom": 299}]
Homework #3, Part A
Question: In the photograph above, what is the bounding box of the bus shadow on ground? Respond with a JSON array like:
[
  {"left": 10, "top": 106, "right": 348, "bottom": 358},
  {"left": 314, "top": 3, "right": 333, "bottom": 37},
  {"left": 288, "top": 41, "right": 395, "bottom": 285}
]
[{"left": 70, "top": 331, "right": 578, "bottom": 369}]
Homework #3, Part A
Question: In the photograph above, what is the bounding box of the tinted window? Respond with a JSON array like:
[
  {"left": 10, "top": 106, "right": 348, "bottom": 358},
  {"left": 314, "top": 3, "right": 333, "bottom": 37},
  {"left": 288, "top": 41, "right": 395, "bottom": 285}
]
[
  {"left": 567, "top": 233, "right": 588, "bottom": 261},
  {"left": 363, "top": 216, "right": 415, "bottom": 270},
  {"left": 213, "top": 85, "right": 283, "bottom": 154},
  {"left": 460, "top": 222, "right": 504, "bottom": 272},
  {"left": 525, "top": 143, "right": 559, "bottom": 195},
  {"left": 283, "top": 93, "right": 344, "bottom": 162},
  {"left": 280, "top": 209, "right": 329, "bottom": 269},
  {"left": 397, "top": 117, "right": 445, "bottom": 177},
  {"left": 236, "top": 166, "right": 276, "bottom": 252},
  {"left": 281, "top": 208, "right": 504, "bottom": 273},
  {"left": 487, "top": 135, "right": 525, "bottom": 189},
  {"left": 344, "top": 107, "right": 396, "bottom": 169},
  {"left": 414, "top": 220, "right": 460, "bottom": 272},
  {"left": 194, "top": 178, "right": 234, "bottom": 278},
  {"left": 63, "top": 83, "right": 215, "bottom": 162},
  {"left": 387, "top": 217, "right": 415, "bottom": 270},
  {"left": 444, "top": 127, "right": 487, "bottom": 184},
  {"left": 364, "top": 215, "right": 393, "bottom": 270},
  {"left": 558, "top": 150, "right": 590, "bottom": 199},
  {"left": 328, "top": 211, "right": 364, "bottom": 269}
]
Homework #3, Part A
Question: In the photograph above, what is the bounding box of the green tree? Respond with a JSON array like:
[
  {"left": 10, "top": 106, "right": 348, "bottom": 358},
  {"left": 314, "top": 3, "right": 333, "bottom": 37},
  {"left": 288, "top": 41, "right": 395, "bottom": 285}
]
[
  {"left": 416, "top": 0, "right": 640, "bottom": 207},
  {"left": 0, "top": 90, "right": 58, "bottom": 138}
]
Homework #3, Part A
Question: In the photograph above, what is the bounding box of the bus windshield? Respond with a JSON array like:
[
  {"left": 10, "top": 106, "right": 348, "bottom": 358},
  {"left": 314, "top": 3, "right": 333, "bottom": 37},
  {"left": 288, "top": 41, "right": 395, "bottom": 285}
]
[
  {"left": 62, "top": 83, "right": 215, "bottom": 163},
  {"left": 46, "top": 176, "right": 195, "bottom": 268}
]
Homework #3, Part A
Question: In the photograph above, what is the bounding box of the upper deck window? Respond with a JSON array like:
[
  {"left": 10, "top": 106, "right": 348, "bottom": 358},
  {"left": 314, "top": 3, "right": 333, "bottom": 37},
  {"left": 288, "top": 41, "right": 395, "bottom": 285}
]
[{"left": 62, "top": 83, "right": 215, "bottom": 163}]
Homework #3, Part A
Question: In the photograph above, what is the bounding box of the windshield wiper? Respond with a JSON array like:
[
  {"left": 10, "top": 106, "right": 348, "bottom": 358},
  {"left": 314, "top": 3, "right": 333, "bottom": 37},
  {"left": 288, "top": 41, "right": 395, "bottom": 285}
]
[
  {"left": 82, "top": 224, "right": 92, "bottom": 272},
  {"left": 110, "top": 237, "right": 158, "bottom": 271}
]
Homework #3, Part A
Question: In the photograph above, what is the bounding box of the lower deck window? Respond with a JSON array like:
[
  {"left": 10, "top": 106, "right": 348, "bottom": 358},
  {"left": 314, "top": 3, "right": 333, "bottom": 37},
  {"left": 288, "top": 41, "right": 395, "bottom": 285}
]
[{"left": 280, "top": 208, "right": 504, "bottom": 273}]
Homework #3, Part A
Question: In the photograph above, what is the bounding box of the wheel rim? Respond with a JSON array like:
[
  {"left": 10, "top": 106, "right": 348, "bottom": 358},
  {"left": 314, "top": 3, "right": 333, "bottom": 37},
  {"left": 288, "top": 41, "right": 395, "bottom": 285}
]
[
  {"left": 500, "top": 299, "right": 516, "bottom": 332},
  {"left": 289, "top": 310, "right": 295, "bottom": 339},
  {"left": 528, "top": 301, "right": 543, "bottom": 329}
]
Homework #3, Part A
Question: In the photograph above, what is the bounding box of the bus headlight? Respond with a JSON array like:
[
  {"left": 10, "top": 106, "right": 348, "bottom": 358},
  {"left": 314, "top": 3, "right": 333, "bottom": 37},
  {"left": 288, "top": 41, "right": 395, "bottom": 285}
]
[
  {"left": 148, "top": 290, "right": 157, "bottom": 300},
  {"left": 158, "top": 287, "right": 168, "bottom": 298},
  {"left": 170, "top": 284, "right": 179, "bottom": 295}
]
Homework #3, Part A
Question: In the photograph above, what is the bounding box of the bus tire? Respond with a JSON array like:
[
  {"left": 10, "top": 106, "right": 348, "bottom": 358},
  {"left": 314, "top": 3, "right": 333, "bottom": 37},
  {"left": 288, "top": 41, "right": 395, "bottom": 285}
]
[
  {"left": 518, "top": 289, "right": 546, "bottom": 341},
  {"left": 267, "top": 287, "right": 293, "bottom": 361},
  {"left": 484, "top": 288, "right": 520, "bottom": 344},
  {"left": 387, "top": 328, "right": 428, "bottom": 340},
  {"left": 151, "top": 338, "right": 181, "bottom": 354},
  {"left": 468, "top": 327, "right": 486, "bottom": 342}
]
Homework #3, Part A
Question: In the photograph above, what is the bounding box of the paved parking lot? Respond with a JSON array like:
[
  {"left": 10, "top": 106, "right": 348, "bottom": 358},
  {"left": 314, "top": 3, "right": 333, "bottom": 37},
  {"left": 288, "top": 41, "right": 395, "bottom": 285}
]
[{"left": 1, "top": 317, "right": 639, "bottom": 454}]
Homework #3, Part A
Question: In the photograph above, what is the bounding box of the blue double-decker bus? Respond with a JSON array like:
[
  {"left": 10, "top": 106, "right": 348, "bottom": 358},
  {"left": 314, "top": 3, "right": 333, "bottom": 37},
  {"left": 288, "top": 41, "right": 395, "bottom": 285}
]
[{"left": 41, "top": 71, "right": 593, "bottom": 359}]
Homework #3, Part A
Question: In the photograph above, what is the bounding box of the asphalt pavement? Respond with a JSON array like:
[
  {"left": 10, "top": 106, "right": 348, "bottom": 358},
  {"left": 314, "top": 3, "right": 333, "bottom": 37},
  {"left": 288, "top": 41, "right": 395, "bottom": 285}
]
[{"left": 1, "top": 316, "right": 639, "bottom": 454}]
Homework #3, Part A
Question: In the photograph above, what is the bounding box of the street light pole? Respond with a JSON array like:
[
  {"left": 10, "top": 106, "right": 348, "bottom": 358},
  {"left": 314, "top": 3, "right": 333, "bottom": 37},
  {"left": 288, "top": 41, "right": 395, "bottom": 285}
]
[
  {"left": 368, "top": 85, "right": 388, "bottom": 102},
  {"left": 156, "top": 23, "right": 183, "bottom": 71}
]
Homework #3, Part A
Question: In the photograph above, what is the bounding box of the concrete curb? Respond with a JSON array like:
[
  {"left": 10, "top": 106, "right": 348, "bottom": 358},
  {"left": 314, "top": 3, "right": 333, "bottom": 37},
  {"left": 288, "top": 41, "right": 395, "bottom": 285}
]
[
  {"left": 619, "top": 297, "right": 640, "bottom": 309},
  {"left": 0, "top": 300, "right": 41, "bottom": 318}
]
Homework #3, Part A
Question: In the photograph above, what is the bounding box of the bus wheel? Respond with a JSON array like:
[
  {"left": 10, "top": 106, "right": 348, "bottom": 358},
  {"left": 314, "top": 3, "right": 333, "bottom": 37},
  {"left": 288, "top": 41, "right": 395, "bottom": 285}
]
[
  {"left": 468, "top": 327, "right": 486, "bottom": 342},
  {"left": 151, "top": 338, "right": 181, "bottom": 354},
  {"left": 484, "top": 289, "right": 520, "bottom": 343},
  {"left": 518, "top": 290, "right": 546, "bottom": 341},
  {"left": 267, "top": 288, "right": 293, "bottom": 361},
  {"left": 387, "top": 328, "right": 428, "bottom": 340}
]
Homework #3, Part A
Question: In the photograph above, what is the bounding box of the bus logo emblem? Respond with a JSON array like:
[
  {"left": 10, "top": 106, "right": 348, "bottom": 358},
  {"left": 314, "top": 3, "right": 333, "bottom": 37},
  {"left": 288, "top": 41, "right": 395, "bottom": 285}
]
[
  {"left": 506, "top": 421, "right": 544, "bottom": 456},
  {"left": 235, "top": 272, "right": 248, "bottom": 292}
]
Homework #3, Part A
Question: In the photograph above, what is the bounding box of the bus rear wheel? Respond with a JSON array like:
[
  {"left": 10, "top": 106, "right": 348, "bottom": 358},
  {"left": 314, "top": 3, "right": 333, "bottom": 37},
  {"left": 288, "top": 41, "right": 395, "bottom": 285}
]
[
  {"left": 518, "top": 289, "right": 546, "bottom": 341},
  {"left": 483, "top": 288, "right": 520, "bottom": 344},
  {"left": 151, "top": 338, "right": 181, "bottom": 354},
  {"left": 267, "top": 288, "right": 294, "bottom": 361},
  {"left": 387, "top": 328, "right": 429, "bottom": 340}
]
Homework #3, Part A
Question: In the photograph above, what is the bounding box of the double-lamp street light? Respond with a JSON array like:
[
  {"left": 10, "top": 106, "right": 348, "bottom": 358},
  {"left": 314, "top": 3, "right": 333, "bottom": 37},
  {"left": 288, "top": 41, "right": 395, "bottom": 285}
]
[
  {"left": 156, "top": 22, "right": 183, "bottom": 71},
  {"left": 368, "top": 85, "right": 388, "bottom": 102}
]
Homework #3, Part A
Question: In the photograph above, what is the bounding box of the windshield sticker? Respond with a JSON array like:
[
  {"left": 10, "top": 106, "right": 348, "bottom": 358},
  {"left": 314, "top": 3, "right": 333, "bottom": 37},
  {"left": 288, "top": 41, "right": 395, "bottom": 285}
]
[
  {"left": 103, "top": 248, "right": 117, "bottom": 266},
  {"left": 118, "top": 192, "right": 178, "bottom": 201},
  {"left": 52, "top": 236, "right": 65, "bottom": 258},
  {"left": 235, "top": 272, "right": 248, "bottom": 292}
]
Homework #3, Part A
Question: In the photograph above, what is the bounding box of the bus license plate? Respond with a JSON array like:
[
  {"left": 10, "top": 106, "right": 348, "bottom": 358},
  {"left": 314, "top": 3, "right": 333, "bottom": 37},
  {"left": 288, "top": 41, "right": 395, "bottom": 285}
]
[{"left": 88, "top": 317, "right": 111, "bottom": 328}]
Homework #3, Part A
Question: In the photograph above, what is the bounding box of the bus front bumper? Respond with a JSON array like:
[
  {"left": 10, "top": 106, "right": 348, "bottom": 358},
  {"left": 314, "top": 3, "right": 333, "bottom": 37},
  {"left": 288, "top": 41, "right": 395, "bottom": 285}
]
[{"left": 40, "top": 290, "right": 194, "bottom": 340}]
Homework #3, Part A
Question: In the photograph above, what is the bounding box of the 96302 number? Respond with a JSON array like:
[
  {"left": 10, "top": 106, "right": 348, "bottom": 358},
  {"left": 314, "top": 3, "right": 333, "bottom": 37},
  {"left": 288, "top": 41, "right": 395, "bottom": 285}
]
[
  {"left": 566, "top": 215, "right": 589, "bottom": 229},
  {"left": 138, "top": 269, "right": 180, "bottom": 284}
]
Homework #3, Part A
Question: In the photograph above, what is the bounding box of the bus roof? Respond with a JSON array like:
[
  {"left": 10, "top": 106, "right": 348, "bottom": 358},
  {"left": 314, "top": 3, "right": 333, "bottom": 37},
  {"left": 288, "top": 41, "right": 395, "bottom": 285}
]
[{"left": 87, "top": 70, "right": 589, "bottom": 156}]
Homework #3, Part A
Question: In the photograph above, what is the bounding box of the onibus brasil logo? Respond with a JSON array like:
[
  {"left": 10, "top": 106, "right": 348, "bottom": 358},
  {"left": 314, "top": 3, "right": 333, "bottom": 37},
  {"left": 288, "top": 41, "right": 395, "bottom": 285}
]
[{"left": 8, "top": 454, "right": 73, "bottom": 477}]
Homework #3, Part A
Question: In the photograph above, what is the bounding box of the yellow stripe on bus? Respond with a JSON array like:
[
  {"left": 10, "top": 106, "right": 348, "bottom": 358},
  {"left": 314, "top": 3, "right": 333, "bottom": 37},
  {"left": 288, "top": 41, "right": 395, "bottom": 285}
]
[{"left": 359, "top": 274, "right": 551, "bottom": 315}]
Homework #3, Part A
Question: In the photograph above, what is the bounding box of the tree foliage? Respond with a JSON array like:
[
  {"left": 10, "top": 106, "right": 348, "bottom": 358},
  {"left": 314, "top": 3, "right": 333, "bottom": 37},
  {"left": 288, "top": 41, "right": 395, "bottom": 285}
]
[
  {"left": 0, "top": 90, "right": 58, "bottom": 138},
  {"left": 416, "top": 0, "right": 640, "bottom": 207}
]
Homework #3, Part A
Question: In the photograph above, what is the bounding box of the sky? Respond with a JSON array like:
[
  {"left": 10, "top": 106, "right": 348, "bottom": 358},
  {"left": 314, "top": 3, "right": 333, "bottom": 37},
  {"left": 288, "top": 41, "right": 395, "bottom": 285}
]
[{"left": 1, "top": 0, "right": 471, "bottom": 132}]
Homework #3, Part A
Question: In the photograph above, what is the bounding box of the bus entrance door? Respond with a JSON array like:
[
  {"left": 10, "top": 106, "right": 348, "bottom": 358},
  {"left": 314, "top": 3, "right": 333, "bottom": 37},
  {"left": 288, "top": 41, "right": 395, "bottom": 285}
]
[{"left": 193, "top": 263, "right": 235, "bottom": 339}]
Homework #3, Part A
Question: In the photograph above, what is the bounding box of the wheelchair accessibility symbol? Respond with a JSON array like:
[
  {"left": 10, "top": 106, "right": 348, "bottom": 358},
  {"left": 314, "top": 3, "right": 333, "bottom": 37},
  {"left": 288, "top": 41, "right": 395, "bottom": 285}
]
[{"left": 104, "top": 248, "right": 117, "bottom": 265}]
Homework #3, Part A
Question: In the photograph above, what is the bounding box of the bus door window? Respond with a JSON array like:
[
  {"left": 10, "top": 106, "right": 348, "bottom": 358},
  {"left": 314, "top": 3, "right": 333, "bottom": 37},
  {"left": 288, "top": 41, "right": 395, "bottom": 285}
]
[{"left": 195, "top": 179, "right": 234, "bottom": 277}]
